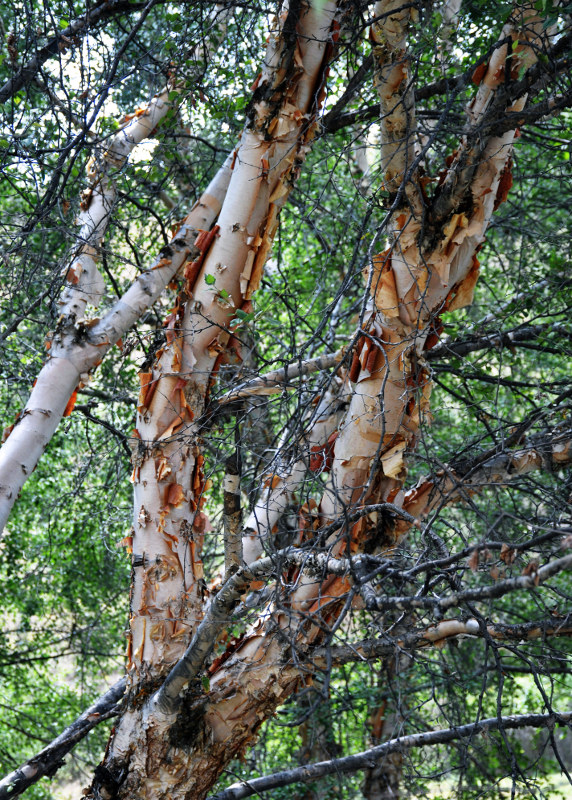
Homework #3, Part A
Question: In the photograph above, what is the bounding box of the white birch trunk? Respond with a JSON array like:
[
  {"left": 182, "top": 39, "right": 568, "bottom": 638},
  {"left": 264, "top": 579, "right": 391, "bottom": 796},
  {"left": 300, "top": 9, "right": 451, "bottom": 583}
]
[
  {"left": 0, "top": 8, "right": 234, "bottom": 537},
  {"left": 0, "top": 161, "right": 231, "bottom": 537},
  {"left": 86, "top": 4, "right": 347, "bottom": 798},
  {"left": 115, "top": 13, "right": 559, "bottom": 795}
]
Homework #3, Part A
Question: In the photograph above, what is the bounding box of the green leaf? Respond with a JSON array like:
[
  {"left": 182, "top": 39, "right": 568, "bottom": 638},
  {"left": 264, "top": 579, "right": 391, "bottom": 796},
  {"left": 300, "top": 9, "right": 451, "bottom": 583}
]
[
  {"left": 219, "top": 288, "right": 229, "bottom": 299},
  {"left": 201, "top": 675, "right": 210, "bottom": 692},
  {"left": 204, "top": 274, "right": 216, "bottom": 285}
]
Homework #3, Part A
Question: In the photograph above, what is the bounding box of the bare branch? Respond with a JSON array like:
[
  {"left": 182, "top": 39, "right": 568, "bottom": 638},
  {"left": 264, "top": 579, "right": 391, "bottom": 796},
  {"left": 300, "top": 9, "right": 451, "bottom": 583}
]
[
  {"left": 209, "top": 711, "right": 572, "bottom": 799},
  {"left": 0, "top": 0, "right": 152, "bottom": 104},
  {"left": 213, "top": 348, "right": 346, "bottom": 407},
  {"left": 0, "top": 679, "right": 125, "bottom": 800},
  {"left": 311, "top": 613, "right": 572, "bottom": 667},
  {"left": 359, "top": 553, "right": 572, "bottom": 613},
  {"left": 427, "top": 322, "right": 570, "bottom": 361}
]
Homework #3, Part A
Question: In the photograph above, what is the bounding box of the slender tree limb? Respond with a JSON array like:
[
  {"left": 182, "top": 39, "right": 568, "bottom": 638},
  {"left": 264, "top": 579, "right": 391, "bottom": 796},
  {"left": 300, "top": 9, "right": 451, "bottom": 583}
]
[
  {"left": 0, "top": 0, "right": 154, "bottom": 104},
  {"left": 321, "top": 54, "right": 373, "bottom": 132},
  {"left": 224, "top": 421, "right": 243, "bottom": 577},
  {"left": 311, "top": 613, "right": 572, "bottom": 667},
  {"left": 427, "top": 322, "right": 570, "bottom": 361},
  {"left": 213, "top": 348, "right": 347, "bottom": 406},
  {"left": 0, "top": 287, "right": 55, "bottom": 345},
  {"left": 0, "top": 679, "right": 126, "bottom": 800},
  {"left": 74, "top": 404, "right": 132, "bottom": 455},
  {"left": 480, "top": 81, "right": 572, "bottom": 139},
  {"left": 0, "top": 155, "right": 232, "bottom": 538},
  {"left": 209, "top": 711, "right": 572, "bottom": 799},
  {"left": 359, "top": 553, "right": 572, "bottom": 613},
  {"left": 209, "top": 321, "right": 570, "bottom": 413},
  {"left": 322, "top": 25, "right": 550, "bottom": 135},
  {"left": 429, "top": 38, "right": 572, "bottom": 232}
]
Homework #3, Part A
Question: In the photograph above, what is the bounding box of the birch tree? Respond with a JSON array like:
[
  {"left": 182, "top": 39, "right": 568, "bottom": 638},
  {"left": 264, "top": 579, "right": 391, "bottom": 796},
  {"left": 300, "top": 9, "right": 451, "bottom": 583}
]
[{"left": 0, "top": 1, "right": 571, "bottom": 798}]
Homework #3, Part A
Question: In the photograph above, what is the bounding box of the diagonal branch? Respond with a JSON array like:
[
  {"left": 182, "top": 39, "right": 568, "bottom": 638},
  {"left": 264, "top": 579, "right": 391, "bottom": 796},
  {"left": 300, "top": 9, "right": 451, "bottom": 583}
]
[
  {"left": 0, "top": 679, "right": 126, "bottom": 800},
  {"left": 6, "top": 607, "right": 570, "bottom": 800},
  {"left": 209, "top": 711, "right": 572, "bottom": 799},
  {"left": 0, "top": 0, "right": 152, "bottom": 104},
  {"left": 359, "top": 552, "right": 572, "bottom": 613},
  {"left": 427, "top": 321, "right": 570, "bottom": 360},
  {"left": 0, "top": 156, "right": 232, "bottom": 538}
]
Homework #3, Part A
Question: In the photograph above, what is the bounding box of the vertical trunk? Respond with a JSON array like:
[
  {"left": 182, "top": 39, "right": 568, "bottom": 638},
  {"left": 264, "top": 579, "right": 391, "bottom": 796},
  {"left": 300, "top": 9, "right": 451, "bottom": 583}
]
[
  {"left": 361, "top": 652, "right": 409, "bottom": 800},
  {"left": 319, "top": 1, "right": 546, "bottom": 543},
  {"left": 127, "top": 0, "right": 343, "bottom": 678},
  {"left": 294, "top": 681, "right": 340, "bottom": 800},
  {"left": 86, "top": 4, "right": 346, "bottom": 798}
]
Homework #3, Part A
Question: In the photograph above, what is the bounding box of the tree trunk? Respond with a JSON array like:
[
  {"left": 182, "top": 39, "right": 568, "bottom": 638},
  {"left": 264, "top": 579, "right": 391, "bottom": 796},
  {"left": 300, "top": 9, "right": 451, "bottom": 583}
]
[
  {"left": 86, "top": 3, "right": 346, "bottom": 797},
  {"left": 97, "top": 6, "right": 552, "bottom": 798}
]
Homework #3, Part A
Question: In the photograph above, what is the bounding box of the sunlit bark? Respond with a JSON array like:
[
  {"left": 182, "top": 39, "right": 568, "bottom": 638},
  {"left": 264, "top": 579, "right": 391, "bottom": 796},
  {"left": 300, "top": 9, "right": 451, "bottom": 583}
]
[
  {"left": 0, "top": 9, "right": 233, "bottom": 536},
  {"left": 128, "top": 8, "right": 557, "bottom": 797},
  {"left": 1, "top": 3, "right": 569, "bottom": 800},
  {"left": 0, "top": 160, "right": 231, "bottom": 538},
  {"left": 85, "top": 3, "right": 346, "bottom": 798}
]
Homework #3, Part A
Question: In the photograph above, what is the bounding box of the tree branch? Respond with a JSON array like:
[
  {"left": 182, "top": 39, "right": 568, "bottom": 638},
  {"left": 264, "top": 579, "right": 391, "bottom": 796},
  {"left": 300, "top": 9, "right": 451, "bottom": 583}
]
[
  {"left": 311, "top": 613, "right": 572, "bottom": 667},
  {"left": 0, "top": 679, "right": 126, "bottom": 800},
  {"left": 359, "top": 553, "right": 572, "bottom": 613},
  {"left": 212, "top": 348, "right": 346, "bottom": 407},
  {"left": 0, "top": 0, "right": 155, "bottom": 104},
  {"left": 427, "top": 322, "right": 570, "bottom": 361},
  {"left": 209, "top": 711, "right": 572, "bottom": 799}
]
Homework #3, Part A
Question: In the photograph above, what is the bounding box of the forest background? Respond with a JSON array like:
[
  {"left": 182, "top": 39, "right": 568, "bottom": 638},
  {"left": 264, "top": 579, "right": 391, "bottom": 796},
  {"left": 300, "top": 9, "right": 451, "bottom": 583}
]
[{"left": 0, "top": 0, "right": 571, "bottom": 798}]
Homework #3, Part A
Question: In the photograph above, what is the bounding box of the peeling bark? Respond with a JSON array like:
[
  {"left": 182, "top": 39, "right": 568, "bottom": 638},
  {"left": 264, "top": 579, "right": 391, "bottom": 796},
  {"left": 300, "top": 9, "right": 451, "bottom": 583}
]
[
  {"left": 85, "top": 4, "right": 348, "bottom": 797},
  {"left": 106, "top": 9, "right": 559, "bottom": 798},
  {"left": 3, "top": 2, "right": 568, "bottom": 798},
  {"left": 0, "top": 160, "right": 231, "bottom": 538},
  {"left": 59, "top": 86, "right": 178, "bottom": 320},
  {"left": 242, "top": 375, "right": 349, "bottom": 565},
  {"left": 0, "top": 7, "right": 233, "bottom": 537},
  {"left": 402, "top": 426, "right": 572, "bottom": 532}
]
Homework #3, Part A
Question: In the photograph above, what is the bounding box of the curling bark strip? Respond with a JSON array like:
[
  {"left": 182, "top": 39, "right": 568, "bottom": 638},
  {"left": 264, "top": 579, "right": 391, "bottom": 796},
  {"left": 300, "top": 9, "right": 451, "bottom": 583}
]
[
  {"left": 126, "top": 0, "right": 345, "bottom": 674},
  {"left": 401, "top": 426, "right": 572, "bottom": 535}
]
